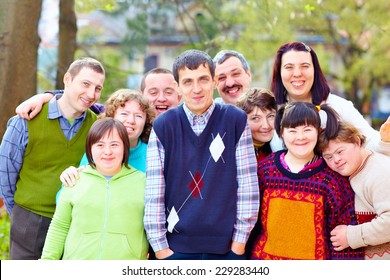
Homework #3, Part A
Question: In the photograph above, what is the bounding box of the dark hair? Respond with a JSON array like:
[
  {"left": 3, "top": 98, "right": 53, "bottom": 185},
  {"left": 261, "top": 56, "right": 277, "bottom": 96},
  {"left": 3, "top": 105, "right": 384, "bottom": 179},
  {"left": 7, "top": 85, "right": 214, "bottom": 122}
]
[
  {"left": 318, "top": 121, "right": 366, "bottom": 153},
  {"left": 67, "top": 57, "right": 105, "bottom": 79},
  {"left": 85, "top": 118, "right": 130, "bottom": 169},
  {"left": 101, "top": 89, "right": 155, "bottom": 143},
  {"left": 213, "top": 50, "right": 250, "bottom": 72},
  {"left": 172, "top": 49, "right": 215, "bottom": 83},
  {"left": 140, "top": 67, "right": 173, "bottom": 92},
  {"left": 270, "top": 42, "right": 330, "bottom": 105},
  {"left": 236, "top": 87, "right": 276, "bottom": 114},
  {"left": 275, "top": 102, "right": 339, "bottom": 154}
]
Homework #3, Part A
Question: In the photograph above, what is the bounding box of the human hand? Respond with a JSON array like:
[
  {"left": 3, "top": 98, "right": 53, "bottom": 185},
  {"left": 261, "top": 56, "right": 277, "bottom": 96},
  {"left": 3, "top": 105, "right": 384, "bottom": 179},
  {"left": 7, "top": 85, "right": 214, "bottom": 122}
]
[
  {"left": 15, "top": 93, "right": 53, "bottom": 120},
  {"left": 380, "top": 116, "right": 390, "bottom": 142},
  {"left": 59, "top": 166, "right": 85, "bottom": 187},
  {"left": 231, "top": 241, "right": 245, "bottom": 255},
  {"left": 155, "top": 248, "right": 174, "bottom": 259},
  {"left": 330, "top": 225, "right": 349, "bottom": 251}
]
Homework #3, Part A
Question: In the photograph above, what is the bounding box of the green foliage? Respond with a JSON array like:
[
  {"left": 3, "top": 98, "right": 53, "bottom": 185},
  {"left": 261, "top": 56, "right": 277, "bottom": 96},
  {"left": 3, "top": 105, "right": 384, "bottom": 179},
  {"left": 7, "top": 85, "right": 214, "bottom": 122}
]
[
  {"left": 76, "top": 47, "right": 131, "bottom": 102},
  {"left": 75, "top": 0, "right": 115, "bottom": 12},
  {"left": 208, "top": 0, "right": 390, "bottom": 111},
  {"left": 121, "top": 13, "right": 149, "bottom": 60},
  {"left": 0, "top": 208, "right": 10, "bottom": 260}
]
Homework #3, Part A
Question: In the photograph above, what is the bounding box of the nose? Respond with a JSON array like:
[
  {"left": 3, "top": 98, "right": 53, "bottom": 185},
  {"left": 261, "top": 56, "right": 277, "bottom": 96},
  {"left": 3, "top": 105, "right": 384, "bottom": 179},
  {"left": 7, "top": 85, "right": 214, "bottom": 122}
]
[
  {"left": 103, "top": 145, "right": 113, "bottom": 154},
  {"left": 260, "top": 119, "right": 271, "bottom": 129},
  {"left": 127, "top": 114, "right": 136, "bottom": 124},
  {"left": 193, "top": 81, "right": 201, "bottom": 93},
  {"left": 156, "top": 91, "right": 167, "bottom": 102},
  {"left": 86, "top": 87, "right": 97, "bottom": 100},
  {"left": 296, "top": 130, "right": 305, "bottom": 139},
  {"left": 225, "top": 75, "right": 235, "bottom": 87},
  {"left": 333, "top": 154, "right": 342, "bottom": 163},
  {"left": 292, "top": 67, "right": 302, "bottom": 77}
]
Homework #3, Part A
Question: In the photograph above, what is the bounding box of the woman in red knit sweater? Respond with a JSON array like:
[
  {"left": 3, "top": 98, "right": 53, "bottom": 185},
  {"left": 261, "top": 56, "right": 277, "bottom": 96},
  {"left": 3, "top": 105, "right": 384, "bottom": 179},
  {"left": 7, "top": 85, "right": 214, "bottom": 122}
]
[{"left": 251, "top": 102, "right": 363, "bottom": 260}]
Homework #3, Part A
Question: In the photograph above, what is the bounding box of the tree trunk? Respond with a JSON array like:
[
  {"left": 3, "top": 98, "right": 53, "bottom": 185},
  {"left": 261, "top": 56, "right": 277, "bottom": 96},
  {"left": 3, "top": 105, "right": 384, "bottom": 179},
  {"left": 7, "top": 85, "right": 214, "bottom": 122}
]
[
  {"left": 55, "top": 0, "right": 77, "bottom": 89},
  {"left": 0, "top": 0, "right": 42, "bottom": 141}
]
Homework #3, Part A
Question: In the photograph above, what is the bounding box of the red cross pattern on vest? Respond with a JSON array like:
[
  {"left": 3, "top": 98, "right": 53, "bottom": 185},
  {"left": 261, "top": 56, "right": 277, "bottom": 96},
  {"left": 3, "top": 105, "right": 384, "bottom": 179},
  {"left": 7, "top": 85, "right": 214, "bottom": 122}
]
[{"left": 166, "top": 132, "right": 226, "bottom": 233}]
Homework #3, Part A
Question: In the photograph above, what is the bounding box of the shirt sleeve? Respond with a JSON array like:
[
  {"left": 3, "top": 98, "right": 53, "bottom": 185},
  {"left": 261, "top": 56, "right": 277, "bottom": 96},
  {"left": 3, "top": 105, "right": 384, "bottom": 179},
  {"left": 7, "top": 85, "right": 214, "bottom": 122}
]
[
  {"left": 0, "top": 116, "right": 28, "bottom": 215},
  {"left": 143, "top": 128, "right": 169, "bottom": 252},
  {"left": 232, "top": 121, "right": 260, "bottom": 244}
]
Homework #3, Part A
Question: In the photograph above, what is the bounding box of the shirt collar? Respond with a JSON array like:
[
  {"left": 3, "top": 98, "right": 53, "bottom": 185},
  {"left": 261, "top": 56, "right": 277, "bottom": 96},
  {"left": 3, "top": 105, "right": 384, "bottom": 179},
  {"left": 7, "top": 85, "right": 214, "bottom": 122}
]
[
  {"left": 183, "top": 102, "right": 215, "bottom": 126},
  {"left": 47, "top": 95, "right": 86, "bottom": 121}
]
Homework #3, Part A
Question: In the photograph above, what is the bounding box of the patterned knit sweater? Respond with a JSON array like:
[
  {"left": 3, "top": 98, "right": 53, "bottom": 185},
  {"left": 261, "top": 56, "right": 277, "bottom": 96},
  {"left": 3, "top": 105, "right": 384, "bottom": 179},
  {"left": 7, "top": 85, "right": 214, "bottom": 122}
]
[
  {"left": 347, "top": 152, "right": 390, "bottom": 259},
  {"left": 251, "top": 151, "right": 364, "bottom": 260}
]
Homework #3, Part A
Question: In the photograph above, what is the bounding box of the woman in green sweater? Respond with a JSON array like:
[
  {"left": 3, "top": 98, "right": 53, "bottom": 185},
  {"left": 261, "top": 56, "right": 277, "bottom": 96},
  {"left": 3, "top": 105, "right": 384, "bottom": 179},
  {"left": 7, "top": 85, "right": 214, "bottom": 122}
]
[{"left": 41, "top": 118, "right": 148, "bottom": 260}]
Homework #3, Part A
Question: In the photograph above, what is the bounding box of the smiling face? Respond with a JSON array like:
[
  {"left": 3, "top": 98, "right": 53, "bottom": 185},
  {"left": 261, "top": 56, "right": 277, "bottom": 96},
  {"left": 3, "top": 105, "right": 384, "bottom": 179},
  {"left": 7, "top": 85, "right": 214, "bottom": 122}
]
[
  {"left": 62, "top": 67, "right": 105, "bottom": 116},
  {"left": 215, "top": 56, "right": 252, "bottom": 105},
  {"left": 281, "top": 50, "right": 314, "bottom": 103},
  {"left": 247, "top": 107, "right": 276, "bottom": 145},
  {"left": 322, "top": 139, "right": 362, "bottom": 177},
  {"left": 282, "top": 124, "right": 318, "bottom": 162},
  {"left": 142, "top": 73, "right": 181, "bottom": 115},
  {"left": 91, "top": 128, "right": 124, "bottom": 176},
  {"left": 179, "top": 64, "right": 215, "bottom": 115},
  {"left": 114, "top": 100, "right": 146, "bottom": 148}
]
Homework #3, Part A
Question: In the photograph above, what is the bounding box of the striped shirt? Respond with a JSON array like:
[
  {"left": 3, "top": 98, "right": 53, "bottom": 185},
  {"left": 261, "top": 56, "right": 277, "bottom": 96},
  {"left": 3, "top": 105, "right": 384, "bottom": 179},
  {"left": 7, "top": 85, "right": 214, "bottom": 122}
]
[
  {"left": 144, "top": 102, "right": 259, "bottom": 252},
  {"left": 0, "top": 96, "right": 88, "bottom": 214}
]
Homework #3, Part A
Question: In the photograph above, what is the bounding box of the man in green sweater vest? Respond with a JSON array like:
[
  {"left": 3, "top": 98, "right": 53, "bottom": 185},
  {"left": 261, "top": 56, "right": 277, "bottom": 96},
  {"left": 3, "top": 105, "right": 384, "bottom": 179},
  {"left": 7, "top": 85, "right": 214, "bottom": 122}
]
[{"left": 0, "top": 57, "right": 105, "bottom": 259}]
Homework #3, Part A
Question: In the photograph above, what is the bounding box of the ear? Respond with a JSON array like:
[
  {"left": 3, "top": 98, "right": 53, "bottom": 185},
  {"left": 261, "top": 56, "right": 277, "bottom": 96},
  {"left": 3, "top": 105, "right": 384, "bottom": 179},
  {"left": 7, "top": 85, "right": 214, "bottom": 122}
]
[
  {"left": 355, "top": 135, "right": 362, "bottom": 147},
  {"left": 213, "top": 76, "right": 218, "bottom": 89},
  {"left": 247, "top": 69, "right": 252, "bottom": 81},
  {"left": 63, "top": 72, "right": 72, "bottom": 86}
]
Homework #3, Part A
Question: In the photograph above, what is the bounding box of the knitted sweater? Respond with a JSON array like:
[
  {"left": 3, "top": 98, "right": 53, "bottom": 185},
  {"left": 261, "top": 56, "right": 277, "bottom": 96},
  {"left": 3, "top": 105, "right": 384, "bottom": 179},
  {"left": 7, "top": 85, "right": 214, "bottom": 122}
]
[
  {"left": 245, "top": 141, "right": 273, "bottom": 258},
  {"left": 41, "top": 165, "right": 148, "bottom": 260},
  {"left": 347, "top": 152, "right": 390, "bottom": 259},
  {"left": 252, "top": 151, "right": 364, "bottom": 260},
  {"left": 153, "top": 104, "right": 248, "bottom": 254},
  {"left": 15, "top": 104, "right": 95, "bottom": 218}
]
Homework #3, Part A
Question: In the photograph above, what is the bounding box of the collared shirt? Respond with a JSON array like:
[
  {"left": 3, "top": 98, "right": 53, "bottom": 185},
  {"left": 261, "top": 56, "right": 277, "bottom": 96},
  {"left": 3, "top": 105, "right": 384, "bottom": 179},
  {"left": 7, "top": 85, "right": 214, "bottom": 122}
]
[
  {"left": 144, "top": 102, "right": 259, "bottom": 252},
  {"left": 0, "top": 95, "right": 87, "bottom": 214}
]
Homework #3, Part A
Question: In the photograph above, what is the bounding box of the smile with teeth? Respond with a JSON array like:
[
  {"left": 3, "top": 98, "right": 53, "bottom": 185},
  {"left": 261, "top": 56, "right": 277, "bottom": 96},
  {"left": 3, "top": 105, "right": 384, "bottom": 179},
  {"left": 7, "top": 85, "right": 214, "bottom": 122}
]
[
  {"left": 225, "top": 86, "right": 241, "bottom": 95},
  {"left": 291, "top": 81, "right": 304, "bottom": 87},
  {"left": 155, "top": 105, "right": 168, "bottom": 110}
]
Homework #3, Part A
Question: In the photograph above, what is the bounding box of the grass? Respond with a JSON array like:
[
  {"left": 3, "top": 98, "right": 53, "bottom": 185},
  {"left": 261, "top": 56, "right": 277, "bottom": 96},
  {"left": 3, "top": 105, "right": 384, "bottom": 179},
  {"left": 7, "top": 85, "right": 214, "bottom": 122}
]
[{"left": 0, "top": 207, "right": 10, "bottom": 260}]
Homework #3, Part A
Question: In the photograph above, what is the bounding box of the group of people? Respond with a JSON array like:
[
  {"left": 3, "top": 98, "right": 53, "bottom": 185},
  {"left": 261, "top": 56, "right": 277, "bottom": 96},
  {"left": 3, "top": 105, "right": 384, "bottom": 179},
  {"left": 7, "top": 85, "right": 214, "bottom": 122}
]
[{"left": 1, "top": 41, "right": 390, "bottom": 260}]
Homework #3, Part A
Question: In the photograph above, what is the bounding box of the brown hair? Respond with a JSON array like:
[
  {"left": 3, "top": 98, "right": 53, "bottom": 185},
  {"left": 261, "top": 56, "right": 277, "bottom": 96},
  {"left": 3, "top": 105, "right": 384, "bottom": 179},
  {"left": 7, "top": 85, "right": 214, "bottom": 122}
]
[
  {"left": 275, "top": 102, "right": 340, "bottom": 154},
  {"left": 67, "top": 57, "right": 105, "bottom": 79},
  {"left": 101, "top": 89, "right": 156, "bottom": 143},
  {"left": 173, "top": 49, "right": 215, "bottom": 83},
  {"left": 140, "top": 68, "right": 173, "bottom": 92},
  {"left": 270, "top": 42, "right": 330, "bottom": 105},
  {"left": 318, "top": 121, "right": 366, "bottom": 153},
  {"left": 85, "top": 118, "right": 130, "bottom": 169},
  {"left": 236, "top": 87, "right": 276, "bottom": 114}
]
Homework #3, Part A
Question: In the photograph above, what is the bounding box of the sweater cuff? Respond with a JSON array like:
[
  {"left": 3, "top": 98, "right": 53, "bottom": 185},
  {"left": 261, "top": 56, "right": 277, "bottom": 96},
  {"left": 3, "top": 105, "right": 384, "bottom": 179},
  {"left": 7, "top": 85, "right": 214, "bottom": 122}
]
[{"left": 347, "top": 225, "right": 366, "bottom": 249}]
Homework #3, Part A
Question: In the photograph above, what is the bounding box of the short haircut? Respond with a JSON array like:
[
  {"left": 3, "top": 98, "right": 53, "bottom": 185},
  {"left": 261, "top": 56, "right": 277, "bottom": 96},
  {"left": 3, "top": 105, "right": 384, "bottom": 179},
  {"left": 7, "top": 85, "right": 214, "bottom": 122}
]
[
  {"left": 213, "top": 49, "right": 250, "bottom": 72},
  {"left": 172, "top": 49, "right": 214, "bottom": 83},
  {"left": 318, "top": 121, "right": 366, "bottom": 153},
  {"left": 236, "top": 87, "right": 276, "bottom": 114},
  {"left": 85, "top": 118, "right": 130, "bottom": 169},
  {"left": 140, "top": 67, "right": 173, "bottom": 92},
  {"left": 67, "top": 57, "right": 105, "bottom": 79},
  {"left": 102, "top": 89, "right": 156, "bottom": 143}
]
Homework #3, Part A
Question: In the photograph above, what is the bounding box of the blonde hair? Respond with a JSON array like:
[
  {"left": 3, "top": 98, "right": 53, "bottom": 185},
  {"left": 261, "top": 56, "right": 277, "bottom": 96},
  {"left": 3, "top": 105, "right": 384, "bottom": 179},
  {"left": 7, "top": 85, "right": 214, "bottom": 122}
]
[{"left": 101, "top": 89, "right": 156, "bottom": 143}]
